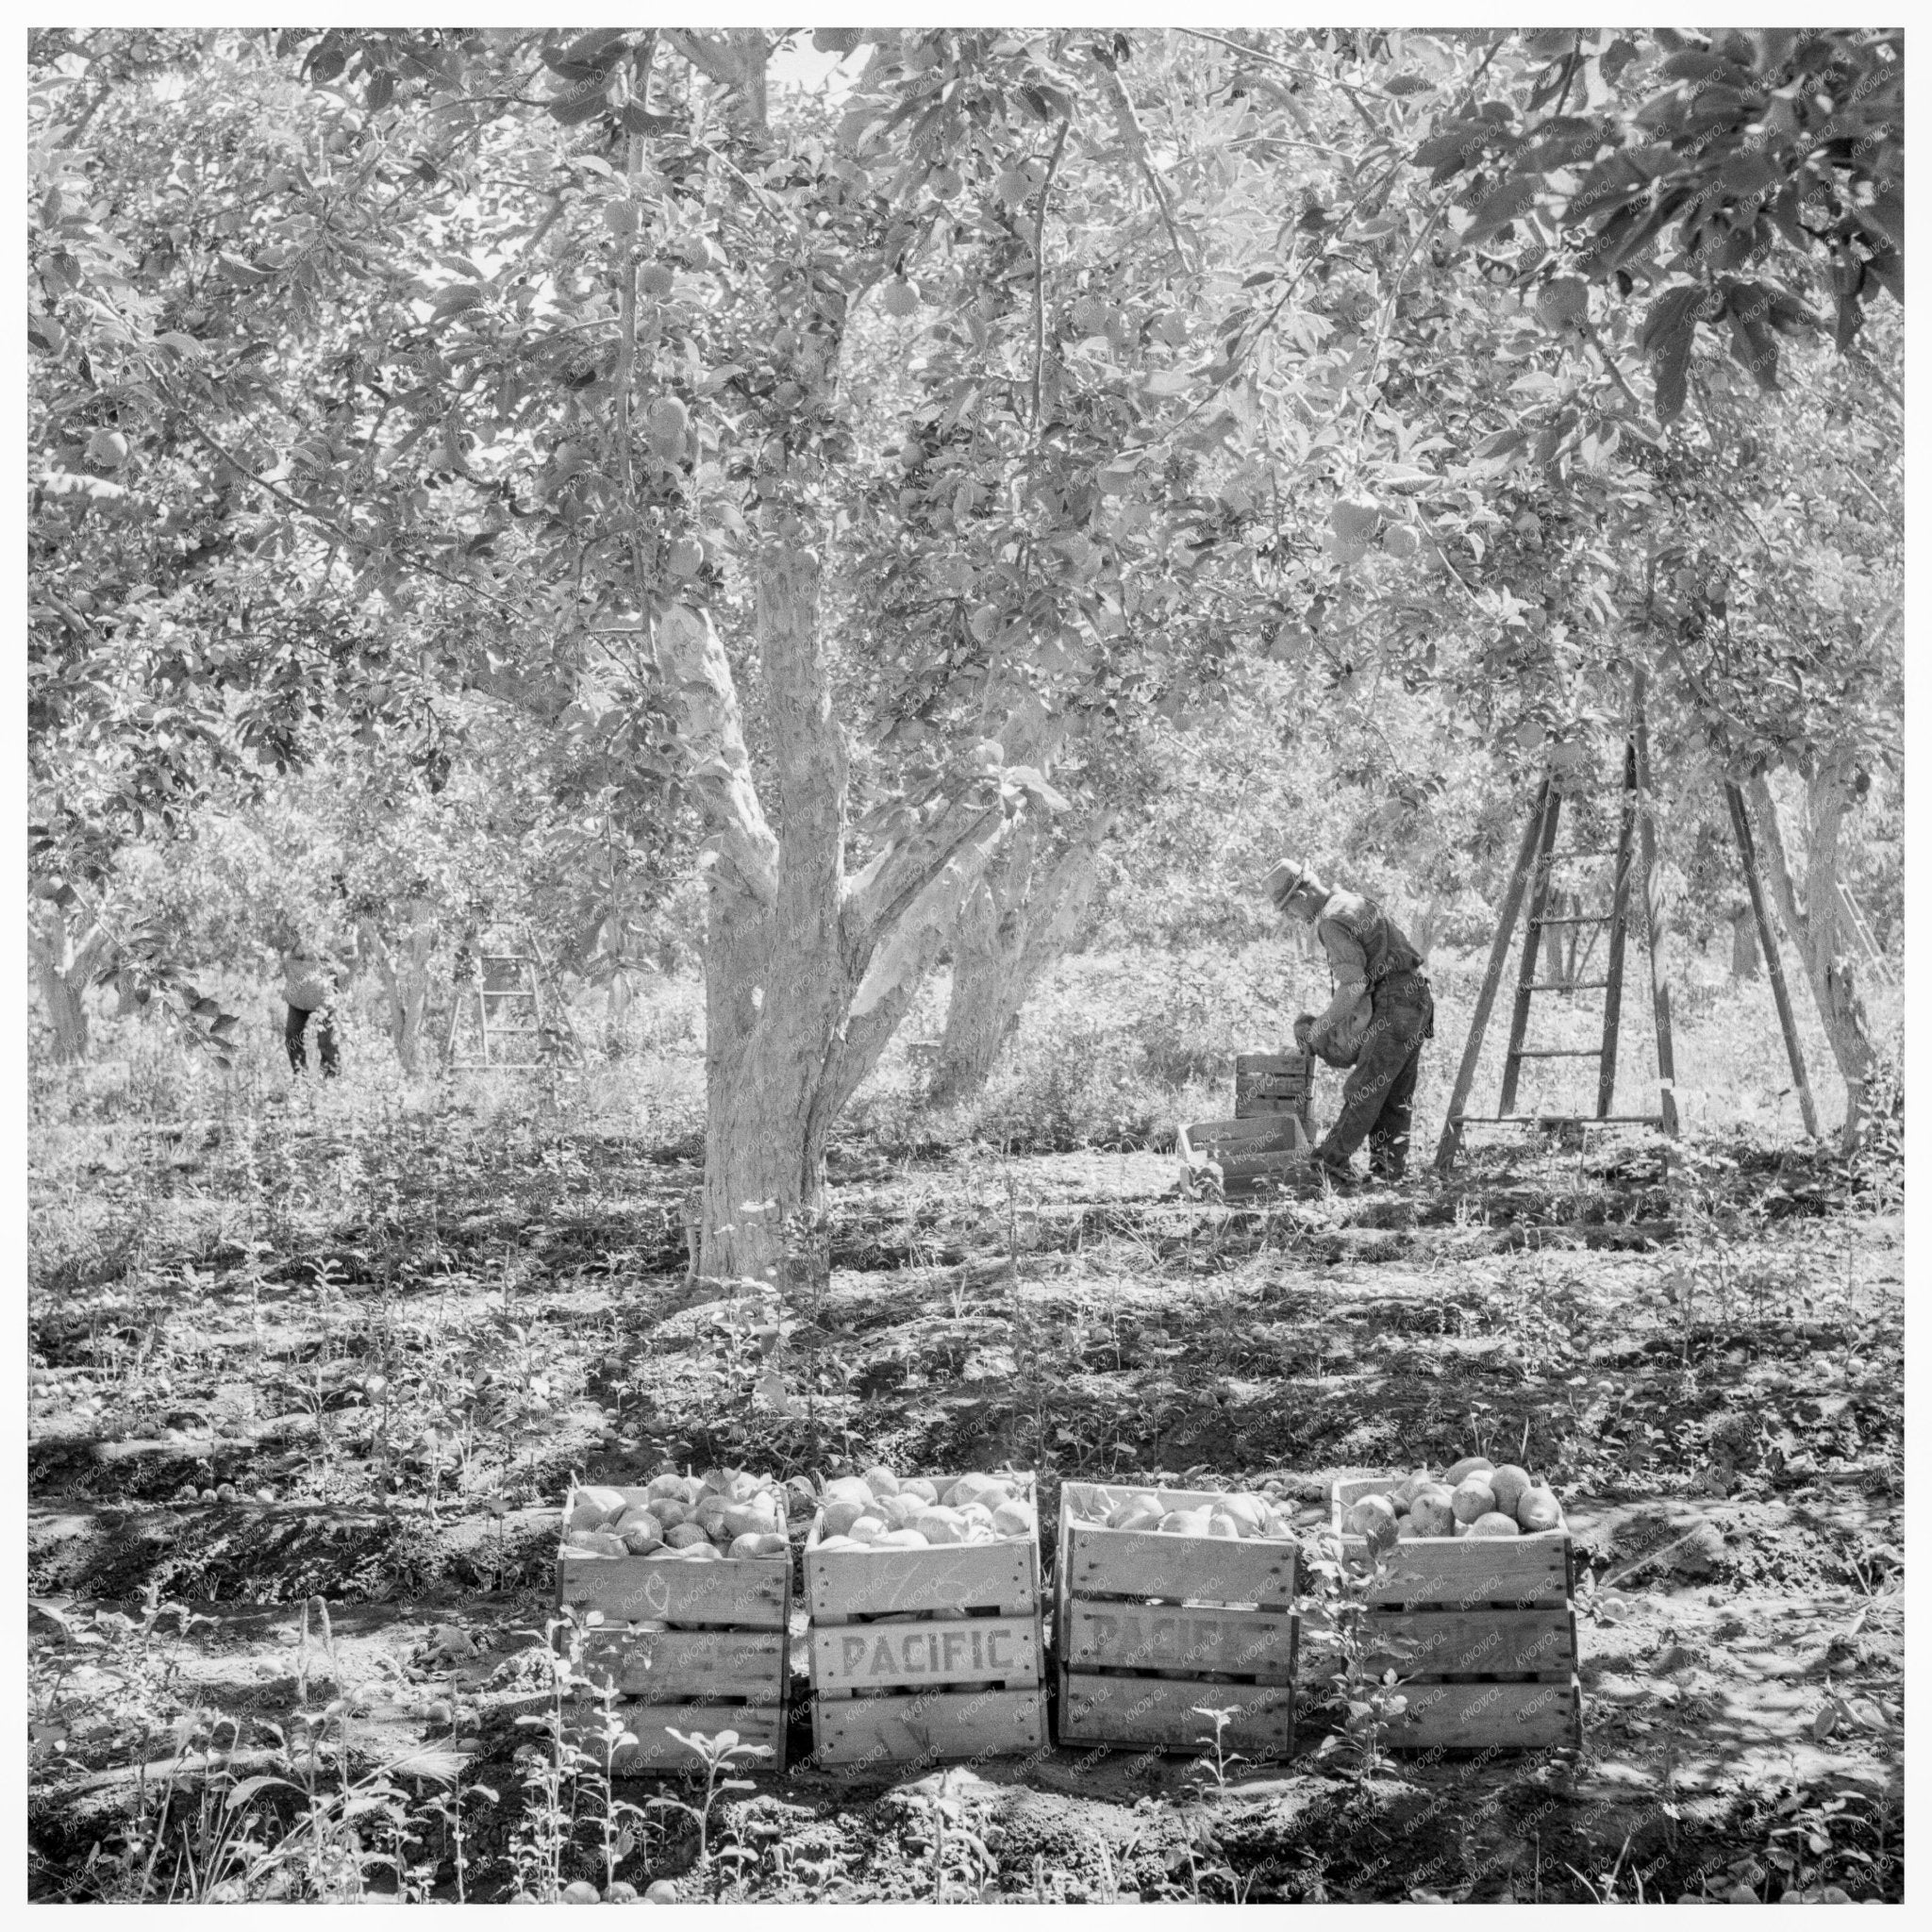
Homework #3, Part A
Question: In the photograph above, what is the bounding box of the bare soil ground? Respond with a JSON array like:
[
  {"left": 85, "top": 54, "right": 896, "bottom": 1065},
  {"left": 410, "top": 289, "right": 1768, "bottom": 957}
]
[{"left": 27, "top": 1091, "right": 1904, "bottom": 1902}]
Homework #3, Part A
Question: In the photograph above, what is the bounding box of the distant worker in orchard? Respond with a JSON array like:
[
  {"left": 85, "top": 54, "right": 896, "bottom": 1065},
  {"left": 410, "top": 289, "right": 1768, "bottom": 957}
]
[
  {"left": 1263, "top": 861, "right": 1434, "bottom": 1186},
  {"left": 279, "top": 933, "right": 343, "bottom": 1078}
]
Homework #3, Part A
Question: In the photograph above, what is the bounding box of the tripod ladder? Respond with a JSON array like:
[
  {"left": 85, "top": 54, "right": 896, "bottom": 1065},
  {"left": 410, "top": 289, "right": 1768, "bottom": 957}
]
[
  {"left": 1435, "top": 689, "right": 1680, "bottom": 1173},
  {"left": 443, "top": 923, "right": 583, "bottom": 1071}
]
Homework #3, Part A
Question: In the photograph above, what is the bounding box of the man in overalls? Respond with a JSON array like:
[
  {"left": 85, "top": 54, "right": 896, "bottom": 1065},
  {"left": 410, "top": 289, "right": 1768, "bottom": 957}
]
[{"left": 1263, "top": 860, "right": 1434, "bottom": 1186}]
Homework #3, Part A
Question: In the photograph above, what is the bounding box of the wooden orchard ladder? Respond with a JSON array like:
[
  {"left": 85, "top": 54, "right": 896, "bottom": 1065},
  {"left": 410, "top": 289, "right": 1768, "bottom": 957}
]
[
  {"left": 443, "top": 924, "right": 583, "bottom": 1072},
  {"left": 1434, "top": 675, "right": 1680, "bottom": 1174}
]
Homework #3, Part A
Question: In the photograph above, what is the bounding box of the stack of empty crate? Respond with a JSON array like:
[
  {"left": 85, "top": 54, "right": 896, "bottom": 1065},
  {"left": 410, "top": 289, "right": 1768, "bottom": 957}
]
[{"left": 1177, "top": 1050, "right": 1315, "bottom": 1194}]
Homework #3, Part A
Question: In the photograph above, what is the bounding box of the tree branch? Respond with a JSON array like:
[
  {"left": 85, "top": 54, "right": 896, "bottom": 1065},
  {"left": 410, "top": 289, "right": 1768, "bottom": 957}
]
[
  {"left": 654, "top": 603, "right": 779, "bottom": 907},
  {"left": 176, "top": 420, "right": 521, "bottom": 617},
  {"left": 1091, "top": 55, "right": 1191, "bottom": 277},
  {"left": 758, "top": 544, "right": 845, "bottom": 897},
  {"left": 1743, "top": 771, "right": 1809, "bottom": 950},
  {"left": 1030, "top": 115, "right": 1073, "bottom": 434},
  {"left": 829, "top": 810, "right": 1009, "bottom": 1115},
  {"left": 1176, "top": 28, "right": 1402, "bottom": 104}
]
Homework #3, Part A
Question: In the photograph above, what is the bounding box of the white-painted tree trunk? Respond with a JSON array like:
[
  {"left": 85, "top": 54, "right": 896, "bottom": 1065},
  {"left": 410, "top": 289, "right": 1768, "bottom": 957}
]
[
  {"left": 358, "top": 896, "right": 438, "bottom": 1073},
  {"left": 1743, "top": 766, "right": 1876, "bottom": 1145},
  {"left": 659, "top": 575, "right": 1024, "bottom": 1289},
  {"left": 929, "top": 809, "right": 1115, "bottom": 1108},
  {"left": 28, "top": 907, "right": 114, "bottom": 1061}
]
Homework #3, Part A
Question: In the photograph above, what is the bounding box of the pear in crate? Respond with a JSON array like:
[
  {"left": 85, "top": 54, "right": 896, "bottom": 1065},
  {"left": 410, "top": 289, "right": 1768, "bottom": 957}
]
[
  {"left": 913, "top": 1507, "right": 968, "bottom": 1546},
  {"left": 1468, "top": 1512, "right": 1522, "bottom": 1537},
  {"left": 863, "top": 1465, "right": 901, "bottom": 1497},
  {"left": 1216, "top": 1493, "right": 1266, "bottom": 1536},
  {"left": 822, "top": 1499, "right": 869, "bottom": 1537},
  {"left": 570, "top": 1530, "right": 628, "bottom": 1557},
  {"left": 991, "top": 1497, "right": 1036, "bottom": 1538},
  {"left": 900, "top": 1477, "right": 940, "bottom": 1505},
  {"left": 1451, "top": 1476, "right": 1498, "bottom": 1524},
  {"left": 945, "top": 1473, "right": 1008, "bottom": 1510},
  {"left": 1487, "top": 1465, "right": 1532, "bottom": 1516},
  {"left": 1407, "top": 1488, "right": 1456, "bottom": 1538},
  {"left": 1444, "top": 1455, "right": 1495, "bottom": 1486},
  {"left": 570, "top": 1486, "right": 628, "bottom": 1532},
  {"left": 1344, "top": 1493, "right": 1400, "bottom": 1552},
  {"left": 1516, "top": 1486, "right": 1563, "bottom": 1533}
]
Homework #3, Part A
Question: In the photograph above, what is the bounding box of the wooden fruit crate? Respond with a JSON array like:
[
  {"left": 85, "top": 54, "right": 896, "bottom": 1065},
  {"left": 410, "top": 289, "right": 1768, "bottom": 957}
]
[
  {"left": 556, "top": 1485, "right": 792, "bottom": 1772},
  {"left": 1327, "top": 1475, "right": 1580, "bottom": 1752},
  {"left": 1234, "top": 1051, "right": 1312, "bottom": 1132},
  {"left": 804, "top": 1473, "right": 1044, "bottom": 1769},
  {"left": 1176, "top": 1111, "right": 1310, "bottom": 1195},
  {"left": 1056, "top": 1482, "right": 1299, "bottom": 1758}
]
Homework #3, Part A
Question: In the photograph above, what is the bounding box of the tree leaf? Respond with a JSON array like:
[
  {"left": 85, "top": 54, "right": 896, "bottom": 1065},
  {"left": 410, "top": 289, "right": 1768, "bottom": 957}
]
[
  {"left": 1460, "top": 175, "right": 1540, "bottom": 250},
  {"left": 1638, "top": 285, "right": 1706, "bottom": 355}
]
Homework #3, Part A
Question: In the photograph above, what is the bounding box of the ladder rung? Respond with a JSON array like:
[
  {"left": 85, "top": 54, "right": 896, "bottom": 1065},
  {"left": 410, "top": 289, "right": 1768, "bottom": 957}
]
[
  {"left": 1448, "top": 1113, "right": 1665, "bottom": 1125},
  {"left": 1525, "top": 978, "right": 1612, "bottom": 991},
  {"left": 1549, "top": 847, "right": 1620, "bottom": 858},
  {"left": 1509, "top": 1047, "right": 1605, "bottom": 1058},
  {"left": 1529, "top": 914, "right": 1611, "bottom": 928}
]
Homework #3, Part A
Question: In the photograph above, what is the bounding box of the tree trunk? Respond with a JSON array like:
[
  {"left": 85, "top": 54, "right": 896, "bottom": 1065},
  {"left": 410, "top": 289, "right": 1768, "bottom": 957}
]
[
  {"left": 929, "top": 809, "right": 1115, "bottom": 1108},
  {"left": 358, "top": 897, "right": 438, "bottom": 1073},
  {"left": 28, "top": 908, "right": 114, "bottom": 1061},
  {"left": 1541, "top": 890, "right": 1571, "bottom": 987},
  {"left": 1729, "top": 904, "right": 1760, "bottom": 978},
  {"left": 1742, "top": 767, "right": 1875, "bottom": 1144},
  {"left": 660, "top": 588, "right": 1026, "bottom": 1288}
]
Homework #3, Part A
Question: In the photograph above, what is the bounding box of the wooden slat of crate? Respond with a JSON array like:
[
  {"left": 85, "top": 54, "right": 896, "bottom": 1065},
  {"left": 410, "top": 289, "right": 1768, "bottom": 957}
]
[
  {"left": 1384, "top": 1676, "right": 1582, "bottom": 1752},
  {"left": 805, "top": 1474, "right": 1040, "bottom": 1621},
  {"left": 1330, "top": 1477, "right": 1571, "bottom": 1607},
  {"left": 1055, "top": 1483, "right": 1299, "bottom": 1757},
  {"left": 1181, "top": 1112, "right": 1306, "bottom": 1157},
  {"left": 560, "top": 1698, "right": 789, "bottom": 1774},
  {"left": 1357, "top": 1607, "right": 1575, "bottom": 1681},
  {"left": 1063, "top": 1601, "right": 1297, "bottom": 1680},
  {"left": 576, "top": 1625, "right": 787, "bottom": 1702},
  {"left": 558, "top": 1548, "right": 791, "bottom": 1627},
  {"left": 1065, "top": 1528, "right": 1297, "bottom": 1608},
  {"left": 811, "top": 1686, "right": 1045, "bottom": 1769},
  {"left": 1059, "top": 1483, "right": 1298, "bottom": 1605},
  {"left": 1177, "top": 1113, "right": 1310, "bottom": 1188},
  {"left": 1058, "top": 1666, "right": 1294, "bottom": 1757},
  {"left": 811, "top": 1612, "right": 1040, "bottom": 1694},
  {"left": 1234, "top": 1053, "right": 1311, "bottom": 1126},
  {"left": 1234, "top": 1053, "right": 1311, "bottom": 1084}
]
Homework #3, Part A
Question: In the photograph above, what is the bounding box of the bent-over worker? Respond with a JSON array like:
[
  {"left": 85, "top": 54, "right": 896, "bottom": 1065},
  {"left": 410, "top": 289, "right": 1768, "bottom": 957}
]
[
  {"left": 1262, "top": 860, "right": 1434, "bottom": 1185},
  {"left": 280, "top": 937, "right": 342, "bottom": 1078}
]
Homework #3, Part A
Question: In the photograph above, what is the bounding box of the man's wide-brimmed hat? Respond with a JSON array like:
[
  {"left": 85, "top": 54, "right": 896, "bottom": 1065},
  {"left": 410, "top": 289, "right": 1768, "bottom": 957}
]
[{"left": 1262, "top": 858, "right": 1324, "bottom": 909}]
